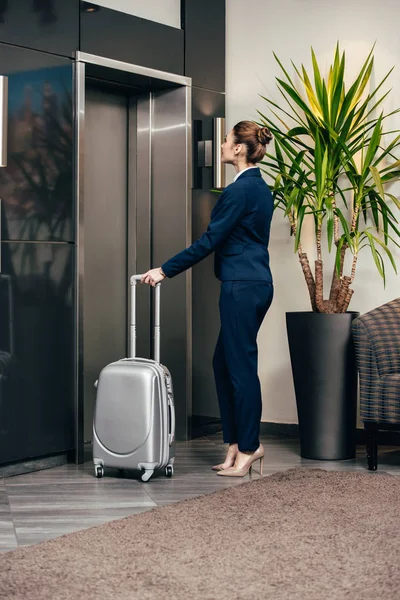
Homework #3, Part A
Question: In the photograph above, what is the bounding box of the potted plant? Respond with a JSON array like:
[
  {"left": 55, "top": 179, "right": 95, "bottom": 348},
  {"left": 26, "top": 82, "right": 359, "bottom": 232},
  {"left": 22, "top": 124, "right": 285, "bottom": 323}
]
[{"left": 258, "top": 44, "right": 400, "bottom": 460}]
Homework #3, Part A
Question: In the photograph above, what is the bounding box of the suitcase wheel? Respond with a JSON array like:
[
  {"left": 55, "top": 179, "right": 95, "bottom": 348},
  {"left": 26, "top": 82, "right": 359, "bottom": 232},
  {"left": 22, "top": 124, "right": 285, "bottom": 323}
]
[
  {"left": 141, "top": 469, "right": 154, "bottom": 482},
  {"left": 95, "top": 465, "right": 104, "bottom": 478},
  {"left": 165, "top": 465, "right": 173, "bottom": 478}
]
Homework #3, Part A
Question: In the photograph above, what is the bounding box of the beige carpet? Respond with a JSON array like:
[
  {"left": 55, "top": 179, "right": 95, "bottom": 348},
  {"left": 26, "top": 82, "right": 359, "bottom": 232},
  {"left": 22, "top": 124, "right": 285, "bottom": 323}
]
[{"left": 0, "top": 468, "right": 399, "bottom": 600}]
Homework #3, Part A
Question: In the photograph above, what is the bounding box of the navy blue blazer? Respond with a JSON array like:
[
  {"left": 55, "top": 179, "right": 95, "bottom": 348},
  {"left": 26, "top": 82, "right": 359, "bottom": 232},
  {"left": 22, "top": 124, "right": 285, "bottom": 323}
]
[{"left": 162, "top": 168, "right": 273, "bottom": 282}]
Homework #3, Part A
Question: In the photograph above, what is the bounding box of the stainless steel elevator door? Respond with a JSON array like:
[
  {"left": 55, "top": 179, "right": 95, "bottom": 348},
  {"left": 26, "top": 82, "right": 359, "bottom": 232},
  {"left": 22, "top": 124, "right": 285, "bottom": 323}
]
[{"left": 83, "top": 85, "right": 130, "bottom": 442}]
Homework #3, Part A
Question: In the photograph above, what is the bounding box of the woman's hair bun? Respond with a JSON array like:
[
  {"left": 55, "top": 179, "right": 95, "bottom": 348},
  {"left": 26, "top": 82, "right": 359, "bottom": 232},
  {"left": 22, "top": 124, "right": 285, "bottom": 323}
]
[{"left": 257, "top": 127, "right": 273, "bottom": 145}]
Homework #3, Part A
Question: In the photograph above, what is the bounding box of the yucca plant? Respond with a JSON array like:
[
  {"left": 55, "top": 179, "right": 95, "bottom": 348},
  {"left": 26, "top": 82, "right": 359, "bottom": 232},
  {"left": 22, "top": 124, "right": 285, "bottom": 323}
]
[{"left": 258, "top": 44, "right": 400, "bottom": 313}]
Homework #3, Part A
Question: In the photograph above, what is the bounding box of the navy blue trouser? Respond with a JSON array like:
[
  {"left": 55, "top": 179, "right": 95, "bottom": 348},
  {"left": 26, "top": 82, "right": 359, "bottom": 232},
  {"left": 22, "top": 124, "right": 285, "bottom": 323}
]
[{"left": 212, "top": 281, "right": 273, "bottom": 452}]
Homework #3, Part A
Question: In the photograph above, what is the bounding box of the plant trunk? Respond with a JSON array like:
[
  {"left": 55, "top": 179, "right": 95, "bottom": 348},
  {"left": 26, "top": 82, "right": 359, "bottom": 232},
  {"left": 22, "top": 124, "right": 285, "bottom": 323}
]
[
  {"left": 350, "top": 254, "right": 358, "bottom": 283},
  {"left": 329, "top": 243, "right": 347, "bottom": 302},
  {"left": 335, "top": 275, "right": 352, "bottom": 312},
  {"left": 316, "top": 221, "right": 323, "bottom": 262},
  {"left": 314, "top": 221, "right": 339, "bottom": 313},
  {"left": 331, "top": 195, "right": 340, "bottom": 244},
  {"left": 296, "top": 215, "right": 356, "bottom": 315},
  {"left": 351, "top": 204, "right": 360, "bottom": 232},
  {"left": 299, "top": 253, "right": 317, "bottom": 312},
  {"left": 342, "top": 287, "right": 354, "bottom": 312},
  {"left": 315, "top": 260, "right": 324, "bottom": 311},
  {"left": 315, "top": 260, "right": 336, "bottom": 313}
]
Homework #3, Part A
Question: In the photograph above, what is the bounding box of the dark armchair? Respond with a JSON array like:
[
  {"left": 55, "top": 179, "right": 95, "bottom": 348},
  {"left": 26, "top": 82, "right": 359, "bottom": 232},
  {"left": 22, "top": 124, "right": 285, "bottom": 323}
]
[{"left": 352, "top": 297, "right": 400, "bottom": 470}]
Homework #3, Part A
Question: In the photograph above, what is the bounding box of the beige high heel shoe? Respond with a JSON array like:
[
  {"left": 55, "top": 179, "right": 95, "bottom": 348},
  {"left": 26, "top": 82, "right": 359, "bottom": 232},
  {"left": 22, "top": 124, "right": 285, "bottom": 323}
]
[
  {"left": 217, "top": 445, "right": 264, "bottom": 477},
  {"left": 212, "top": 461, "right": 234, "bottom": 472},
  {"left": 212, "top": 445, "right": 238, "bottom": 471},
  {"left": 212, "top": 463, "right": 227, "bottom": 471}
]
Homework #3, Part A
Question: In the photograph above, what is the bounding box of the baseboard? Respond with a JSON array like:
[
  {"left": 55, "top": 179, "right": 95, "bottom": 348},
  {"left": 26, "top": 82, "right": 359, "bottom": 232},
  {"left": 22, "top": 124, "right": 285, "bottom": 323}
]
[
  {"left": 259, "top": 422, "right": 299, "bottom": 438},
  {"left": 192, "top": 418, "right": 400, "bottom": 446},
  {"left": 0, "top": 452, "right": 69, "bottom": 478},
  {"left": 191, "top": 415, "right": 223, "bottom": 438}
]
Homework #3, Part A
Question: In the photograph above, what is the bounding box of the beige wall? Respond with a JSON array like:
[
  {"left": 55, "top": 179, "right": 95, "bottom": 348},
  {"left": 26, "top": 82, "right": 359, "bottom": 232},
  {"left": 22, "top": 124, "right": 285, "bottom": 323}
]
[
  {"left": 226, "top": 0, "right": 400, "bottom": 423},
  {"left": 91, "top": 0, "right": 181, "bottom": 29}
]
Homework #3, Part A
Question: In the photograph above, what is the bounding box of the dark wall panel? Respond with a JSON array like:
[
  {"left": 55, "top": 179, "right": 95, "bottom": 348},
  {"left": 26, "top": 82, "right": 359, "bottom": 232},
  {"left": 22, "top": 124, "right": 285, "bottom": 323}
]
[
  {"left": 183, "top": 0, "right": 225, "bottom": 92},
  {"left": 80, "top": 2, "right": 184, "bottom": 75},
  {"left": 0, "top": 0, "right": 79, "bottom": 57},
  {"left": 191, "top": 87, "right": 225, "bottom": 418},
  {"left": 192, "top": 86, "right": 225, "bottom": 190},
  {"left": 0, "top": 242, "right": 74, "bottom": 464}
]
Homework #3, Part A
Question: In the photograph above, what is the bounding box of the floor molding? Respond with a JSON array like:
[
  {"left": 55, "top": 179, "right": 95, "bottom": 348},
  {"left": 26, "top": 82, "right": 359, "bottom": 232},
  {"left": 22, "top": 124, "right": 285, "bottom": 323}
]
[
  {"left": 191, "top": 416, "right": 400, "bottom": 446},
  {"left": 191, "top": 415, "right": 223, "bottom": 438},
  {"left": 0, "top": 453, "right": 69, "bottom": 478}
]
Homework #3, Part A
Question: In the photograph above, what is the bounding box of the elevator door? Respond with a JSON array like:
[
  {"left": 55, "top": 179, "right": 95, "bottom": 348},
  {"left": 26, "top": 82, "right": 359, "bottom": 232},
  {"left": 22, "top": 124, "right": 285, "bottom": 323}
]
[{"left": 83, "top": 85, "right": 131, "bottom": 442}]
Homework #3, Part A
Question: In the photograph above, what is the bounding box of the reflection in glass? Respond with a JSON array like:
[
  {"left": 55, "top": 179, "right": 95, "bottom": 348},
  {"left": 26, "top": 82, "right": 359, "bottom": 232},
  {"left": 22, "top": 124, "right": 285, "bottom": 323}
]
[
  {"left": 33, "top": 0, "right": 57, "bottom": 24},
  {"left": 0, "top": 64, "right": 73, "bottom": 242},
  {"left": 0, "top": 243, "right": 74, "bottom": 464},
  {"left": 0, "top": 61, "right": 74, "bottom": 465},
  {"left": 0, "top": 1, "right": 58, "bottom": 25}
]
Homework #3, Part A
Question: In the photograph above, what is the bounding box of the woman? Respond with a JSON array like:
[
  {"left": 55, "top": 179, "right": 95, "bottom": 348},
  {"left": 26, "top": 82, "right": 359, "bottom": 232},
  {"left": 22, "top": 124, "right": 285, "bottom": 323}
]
[{"left": 142, "top": 120, "right": 274, "bottom": 477}]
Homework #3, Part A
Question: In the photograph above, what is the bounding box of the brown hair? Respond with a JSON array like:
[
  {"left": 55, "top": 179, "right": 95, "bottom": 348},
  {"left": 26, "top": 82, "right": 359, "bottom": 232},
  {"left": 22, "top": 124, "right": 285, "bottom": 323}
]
[{"left": 232, "top": 121, "right": 273, "bottom": 163}]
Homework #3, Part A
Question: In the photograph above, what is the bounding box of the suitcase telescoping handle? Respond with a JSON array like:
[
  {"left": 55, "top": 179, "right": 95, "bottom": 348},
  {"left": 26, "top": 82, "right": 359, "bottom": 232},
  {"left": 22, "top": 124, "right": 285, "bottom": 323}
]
[
  {"left": 130, "top": 275, "right": 161, "bottom": 363},
  {"left": 129, "top": 275, "right": 175, "bottom": 446}
]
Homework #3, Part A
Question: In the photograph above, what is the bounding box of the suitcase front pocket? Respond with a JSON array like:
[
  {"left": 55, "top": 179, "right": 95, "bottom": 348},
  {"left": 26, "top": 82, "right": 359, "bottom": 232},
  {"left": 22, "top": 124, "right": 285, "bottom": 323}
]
[{"left": 94, "top": 363, "right": 159, "bottom": 455}]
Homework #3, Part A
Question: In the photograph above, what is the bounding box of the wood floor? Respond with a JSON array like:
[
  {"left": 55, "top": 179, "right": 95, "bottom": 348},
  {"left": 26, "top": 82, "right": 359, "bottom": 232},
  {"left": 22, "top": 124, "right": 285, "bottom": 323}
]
[{"left": 1, "top": 433, "right": 399, "bottom": 553}]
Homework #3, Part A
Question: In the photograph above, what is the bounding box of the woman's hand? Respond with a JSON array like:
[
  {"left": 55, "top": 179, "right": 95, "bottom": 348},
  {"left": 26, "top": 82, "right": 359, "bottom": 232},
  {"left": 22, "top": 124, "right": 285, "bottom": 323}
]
[{"left": 141, "top": 268, "right": 166, "bottom": 287}]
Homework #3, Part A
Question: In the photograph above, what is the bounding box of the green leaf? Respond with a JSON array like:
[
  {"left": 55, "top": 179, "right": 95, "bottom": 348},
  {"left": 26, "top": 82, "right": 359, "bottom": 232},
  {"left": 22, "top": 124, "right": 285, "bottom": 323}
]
[
  {"left": 368, "top": 192, "right": 380, "bottom": 229},
  {"left": 275, "top": 86, "right": 314, "bottom": 129},
  {"left": 287, "top": 126, "right": 310, "bottom": 137},
  {"left": 330, "top": 52, "right": 345, "bottom": 126},
  {"left": 370, "top": 165, "right": 385, "bottom": 199},
  {"left": 336, "top": 207, "right": 353, "bottom": 246},
  {"left": 335, "top": 236, "right": 346, "bottom": 277},
  {"left": 302, "top": 64, "right": 323, "bottom": 118},
  {"left": 386, "top": 193, "right": 400, "bottom": 211},
  {"left": 336, "top": 185, "right": 349, "bottom": 209},
  {"left": 311, "top": 47, "right": 324, "bottom": 104},
  {"left": 294, "top": 205, "right": 306, "bottom": 251},
  {"left": 326, "top": 196, "right": 334, "bottom": 251},
  {"left": 277, "top": 79, "right": 318, "bottom": 122},
  {"left": 365, "top": 231, "right": 384, "bottom": 278},
  {"left": 376, "top": 250, "right": 387, "bottom": 286},
  {"left": 381, "top": 158, "right": 400, "bottom": 173},
  {"left": 362, "top": 117, "right": 383, "bottom": 175},
  {"left": 381, "top": 169, "right": 400, "bottom": 183},
  {"left": 336, "top": 46, "right": 375, "bottom": 130},
  {"left": 285, "top": 187, "right": 299, "bottom": 216},
  {"left": 258, "top": 99, "right": 306, "bottom": 128},
  {"left": 380, "top": 202, "right": 389, "bottom": 245},
  {"left": 273, "top": 52, "right": 297, "bottom": 87},
  {"left": 273, "top": 139, "right": 287, "bottom": 174},
  {"left": 373, "top": 135, "right": 400, "bottom": 167},
  {"left": 352, "top": 66, "right": 395, "bottom": 131},
  {"left": 273, "top": 173, "right": 282, "bottom": 191},
  {"left": 320, "top": 80, "right": 330, "bottom": 123},
  {"left": 314, "top": 132, "right": 328, "bottom": 201},
  {"left": 351, "top": 56, "right": 374, "bottom": 109}
]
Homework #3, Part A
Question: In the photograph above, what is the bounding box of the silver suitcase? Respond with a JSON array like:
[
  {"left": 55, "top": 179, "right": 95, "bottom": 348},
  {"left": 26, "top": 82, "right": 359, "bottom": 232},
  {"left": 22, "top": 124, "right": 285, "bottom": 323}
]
[{"left": 93, "top": 275, "right": 175, "bottom": 482}]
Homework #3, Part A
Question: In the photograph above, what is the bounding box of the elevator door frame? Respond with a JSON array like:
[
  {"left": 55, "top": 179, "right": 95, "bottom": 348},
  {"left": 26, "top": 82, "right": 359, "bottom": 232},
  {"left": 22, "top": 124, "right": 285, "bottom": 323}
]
[{"left": 74, "top": 52, "right": 192, "bottom": 464}]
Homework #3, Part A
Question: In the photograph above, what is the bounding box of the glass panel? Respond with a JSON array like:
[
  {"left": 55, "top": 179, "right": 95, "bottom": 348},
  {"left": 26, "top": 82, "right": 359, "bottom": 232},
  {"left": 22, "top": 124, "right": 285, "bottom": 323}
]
[
  {"left": 0, "top": 45, "right": 73, "bottom": 242},
  {"left": 0, "top": 242, "right": 74, "bottom": 464},
  {"left": 84, "top": 0, "right": 181, "bottom": 29}
]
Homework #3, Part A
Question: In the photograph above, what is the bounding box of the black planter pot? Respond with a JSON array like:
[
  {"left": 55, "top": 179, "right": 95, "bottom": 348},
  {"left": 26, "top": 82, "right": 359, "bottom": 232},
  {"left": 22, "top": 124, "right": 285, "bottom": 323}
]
[{"left": 286, "top": 311, "right": 359, "bottom": 460}]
